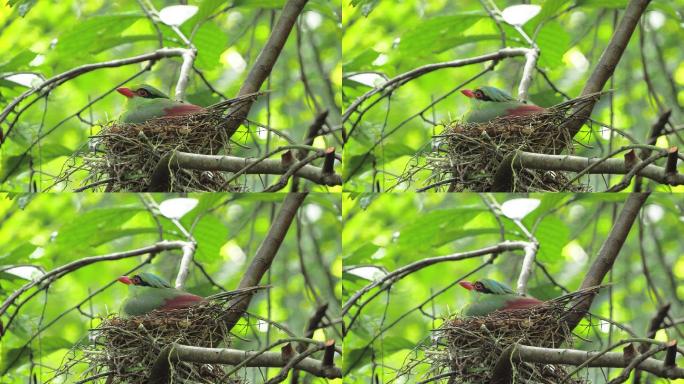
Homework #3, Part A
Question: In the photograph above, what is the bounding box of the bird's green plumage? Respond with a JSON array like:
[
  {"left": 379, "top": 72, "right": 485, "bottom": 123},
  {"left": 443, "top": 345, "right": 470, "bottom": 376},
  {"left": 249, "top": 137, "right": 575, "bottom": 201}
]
[
  {"left": 120, "top": 97, "right": 181, "bottom": 123},
  {"left": 462, "top": 86, "right": 543, "bottom": 123},
  {"left": 463, "top": 293, "right": 521, "bottom": 316},
  {"left": 462, "top": 279, "right": 542, "bottom": 316},
  {"left": 121, "top": 285, "right": 190, "bottom": 316},
  {"left": 120, "top": 273, "right": 201, "bottom": 316},
  {"left": 462, "top": 279, "right": 516, "bottom": 316},
  {"left": 118, "top": 84, "right": 202, "bottom": 124}
]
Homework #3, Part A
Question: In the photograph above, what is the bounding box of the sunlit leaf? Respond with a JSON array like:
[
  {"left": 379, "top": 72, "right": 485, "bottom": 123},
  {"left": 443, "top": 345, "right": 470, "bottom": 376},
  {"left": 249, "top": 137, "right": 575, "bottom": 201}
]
[
  {"left": 192, "top": 21, "right": 228, "bottom": 69},
  {"left": 535, "top": 216, "right": 570, "bottom": 263},
  {"left": 192, "top": 215, "right": 228, "bottom": 262},
  {"left": 535, "top": 21, "right": 571, "bottom": 68},
  {"left": 399, "top": 12, "right": 486, "bottom": 54}
]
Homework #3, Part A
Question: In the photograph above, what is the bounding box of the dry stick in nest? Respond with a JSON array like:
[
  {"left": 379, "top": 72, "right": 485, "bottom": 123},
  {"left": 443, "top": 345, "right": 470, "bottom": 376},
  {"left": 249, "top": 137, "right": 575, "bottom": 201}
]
[
  {"left": 429, "top": 287, "right": 601, "bottom": 384},
  {"left": 424, "top": 92, "right": 604, "bottom": 192},
  {"left": 83, "top": 302, "right": 241, "bottom": 384},
  {"left": 81, "top": 93, "right": 261, "bottom": 192}
]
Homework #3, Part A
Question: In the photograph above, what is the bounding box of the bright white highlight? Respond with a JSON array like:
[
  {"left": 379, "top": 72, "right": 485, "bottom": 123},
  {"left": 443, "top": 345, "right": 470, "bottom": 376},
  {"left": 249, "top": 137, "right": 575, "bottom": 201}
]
[
  {"left": 501, "top": 5, "right": 541, "bottom": 26},
  {"left": 501, "top": 198, "right": 540, "bottom": 220},
  {"left": 158, "top": 5, "right": 198, "bottom": 26},
  {"left": 159, "top": 198, "right": 198, "bottom": 220}
]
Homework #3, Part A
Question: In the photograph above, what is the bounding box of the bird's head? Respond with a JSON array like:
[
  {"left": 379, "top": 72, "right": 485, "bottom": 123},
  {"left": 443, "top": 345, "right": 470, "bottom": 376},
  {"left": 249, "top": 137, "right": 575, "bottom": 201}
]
[
  {"left": 461, "top": 86, "right": 515, "bottom": 102},
  {"left": 118, "top": 272, "right": 173, "bottom": 288},
  {"left": 116, "top": 84, "right": 169, "bottom": 100},
  {"left": 459, "top": 278, "right": 515, "bottom": 295}
]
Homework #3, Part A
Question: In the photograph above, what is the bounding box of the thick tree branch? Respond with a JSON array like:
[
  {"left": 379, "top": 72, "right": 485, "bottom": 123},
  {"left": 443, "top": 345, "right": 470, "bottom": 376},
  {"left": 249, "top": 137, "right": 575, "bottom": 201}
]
[
  {"left": 492, "top": 150, "right": 684, "bottom": 192},
  {"left": 148, "top": 343, "right": 341, "bottom": 383},
  {"left": 146, "top": 150, "right": 341, "bottom": 192},
  {"left": 502, "top": 344, "right": 684, "bottom": 379},
  {"left": 224, "top": 0, "right": 309, "bottom": 139},
  {"left": 564, "top": 193, "right": 650, "bottom": 331},
  {"left": 565, "top": 0, "right": 652, "bottom": 137},
  {"left": 222, "top": 193, "right": 308, "bottom": 332}
]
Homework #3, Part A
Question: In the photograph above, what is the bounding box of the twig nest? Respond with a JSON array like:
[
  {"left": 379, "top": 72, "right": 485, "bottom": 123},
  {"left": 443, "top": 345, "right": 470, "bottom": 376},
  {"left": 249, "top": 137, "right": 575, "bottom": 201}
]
[
  {"left": 423, "top": 290, "right": 599, "bottom": 383},
  {"left": 76, "top": 110, "right": 239, "bottom": 192},
  {"left": 62, "top": 302, "right": 244, "bottom": 384},
  {"left": 415, "top": 95, "right": 600, "bottom": 192}
]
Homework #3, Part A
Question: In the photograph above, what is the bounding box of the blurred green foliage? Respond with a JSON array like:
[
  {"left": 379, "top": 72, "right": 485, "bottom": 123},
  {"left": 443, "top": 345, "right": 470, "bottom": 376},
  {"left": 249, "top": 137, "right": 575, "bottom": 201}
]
[
  {"left": 0, "top": 192, "right": 342, "bottom": 383},
  {"left": 0, "top": 0, "right": 341, "bottom": 192},
  {"left": 342, "top": 192, "right": 684, "bottom": 383},
  {"left": 342, "top": 0, "right": 684, "bottom": 192}
]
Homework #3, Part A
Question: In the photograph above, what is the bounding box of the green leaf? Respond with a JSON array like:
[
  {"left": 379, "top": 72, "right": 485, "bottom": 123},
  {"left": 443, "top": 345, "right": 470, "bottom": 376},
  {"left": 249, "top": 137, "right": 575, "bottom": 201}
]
[
  {"left": 195, "top": 0, "right": 225, "bottom": 24},
  {"left": 393, "top": 207, "right": 485, "bottom": 253},
  {"left": 192, "top": 21, "right": 228, "bottom": 69},
  {"left": 0, "top": 50, "right": 36, "bottom": 73},
  {"left": 234, "top": 0, "right": 286, "bottom": 8},
  {"left": 344, "top": 243, "right": 380, "bottom": 264},
  {"left": 382, "top": 142, "right": 415, "bottom": 162},
  {"left": 0, "top": 243, "right": 37, "bottom": 264},
  {"left": 343, "top": 345, "right": 373, "bottom": 373},
  {"left": 192, "top": 215, "right": 228, "bottom": 262},
  {"left": 56, "top": 13, "right": 142, "bottom": 57},
  {"left": 342, "top": 136, "right": 374, "bottom": 181},
  {"left": 90, "top": 228, "right": 161, "bottom": 247},
  {"left": 39, "top": 143, "right": 73, "bottom": 162},
  {"left": 535, "top": 21, "right": 570, "bottom": 68},
  {"left": 528, "top": 0, "right": 570, "bottom": 30},
  {"left": 382, "top": 336, "right": 415, "bottom": 355},
  {"left": 343, "top": 49, "right": 380, "bottom": 72},
  {"left": 90, "top": 35, "right": 159, "bottom": 54},
  {"left": 54, "top": 207, "right": 142, "bottom": 249},
  {"left": 0, "top": 153, "right": 28, "bottom": 181},
  {"left": 350, "top": 0, "right": 380, "bottom": 16},
  {"left": 1, "top": 337, "right": 71, "bottom": 374},
  {"left": 534, "top": 216, "right": 569, "bottom": 263},
  {"left": 577, "top": 0, "right": 628, "bottom": 8},
  {"left": 399, "top": 12, "right": 486, "bottom": 54},
  {"left": 7, "top": 0, "right": 37, "bottom": 17}
]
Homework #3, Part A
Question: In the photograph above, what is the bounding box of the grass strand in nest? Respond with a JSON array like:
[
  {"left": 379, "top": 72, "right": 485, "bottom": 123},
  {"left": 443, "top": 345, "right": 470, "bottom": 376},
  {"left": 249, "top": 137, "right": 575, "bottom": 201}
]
[
  {"left": 415, "top": 288, "right": 600, "bottom": 383},
  {"left": 70, "top": 95, "right": 261, "bottom": 192},
  {"left": 58, "top": 302, "right": 245, "bottom": 384},
  {"left": 415, "top": 94, "right": 602, "bottom": 192}
]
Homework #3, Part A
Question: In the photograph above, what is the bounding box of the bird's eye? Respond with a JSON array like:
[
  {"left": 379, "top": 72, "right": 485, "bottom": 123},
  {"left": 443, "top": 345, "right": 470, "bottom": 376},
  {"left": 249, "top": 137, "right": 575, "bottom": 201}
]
[
  {"left": 133, "top": 276, "right": 141, "bottom": 284},
  {"left": 137, "top": 89, "right": 149, "bottom": 97},
  {"left": 475, "top": 283, "right": 483, "bottom": 290},
  {"left": 474, "top": 91, "right": 483, "bottom": 99}
]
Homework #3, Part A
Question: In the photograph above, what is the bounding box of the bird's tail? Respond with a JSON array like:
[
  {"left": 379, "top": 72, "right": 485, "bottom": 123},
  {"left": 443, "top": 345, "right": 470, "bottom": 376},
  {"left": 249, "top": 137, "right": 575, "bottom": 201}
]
[
  {"left": 205, "top": 285, "right": 270, "bottom": 301},
  {"left": 206, "top": 91, "right": 269, "bottom": 111}
]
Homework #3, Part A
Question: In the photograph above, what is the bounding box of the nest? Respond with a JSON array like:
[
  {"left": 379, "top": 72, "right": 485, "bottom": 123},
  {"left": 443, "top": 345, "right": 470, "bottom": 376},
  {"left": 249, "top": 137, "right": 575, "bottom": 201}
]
[
  {"left": 60, "top": 302, "right": 243, "bottom": 384},
  {"left": 66, "top": 95, "right": 259, "bottom": 192},
  {"left": 413, "top": 95, "right": 601, "bottom": 192},
  {"left": 421, "top": 290, "right": 599, "bottom": 384}
]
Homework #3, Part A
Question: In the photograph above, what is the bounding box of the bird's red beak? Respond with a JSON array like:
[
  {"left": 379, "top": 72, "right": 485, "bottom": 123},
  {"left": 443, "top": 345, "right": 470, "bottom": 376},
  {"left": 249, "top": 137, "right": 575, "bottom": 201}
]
[
  {"left": 461, "top": 89, "right": 475, "bottom": 98},
  {"left": 118, "top": 276, "right": 133, "bottom": 285},
  {"left": 459, "top": 281, "right": 475, "bottom": 290},
  {"left": 116, "top": 87, "right": 135, "bottom": 98}
]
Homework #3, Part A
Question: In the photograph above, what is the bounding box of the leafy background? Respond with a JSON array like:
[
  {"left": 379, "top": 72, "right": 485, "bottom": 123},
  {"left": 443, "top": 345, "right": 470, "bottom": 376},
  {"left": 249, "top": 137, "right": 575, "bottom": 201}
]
[
  {"left": 342, "top": 0, "right": 684, "bottom": 191},
  {"left": 0, "top": 0, "right": 341, "bottom": 192},
  {"left": 0, "top": 192, "right": 342, "bottom": 383},
  {"left": 342, "top": 192, "right": 684, "bottom": 383}
]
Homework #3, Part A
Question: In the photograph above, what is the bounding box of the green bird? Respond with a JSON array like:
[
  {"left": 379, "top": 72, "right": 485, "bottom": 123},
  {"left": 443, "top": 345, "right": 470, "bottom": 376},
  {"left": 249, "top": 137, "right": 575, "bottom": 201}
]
[
  {"left": 461, "top": 86, "right": 546, "bottom": 123},
  {"left": 459, "top": 278, "right": 543, "bottom": 316},
  {"left": 117, "top": 272, "right": 268, "bottom": 316},
  {"left": 117, "top": 272, "right": 204, "bottom": 316},
  {"left": 116, "top": 84, "right": 205, "bottom": 124}
]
